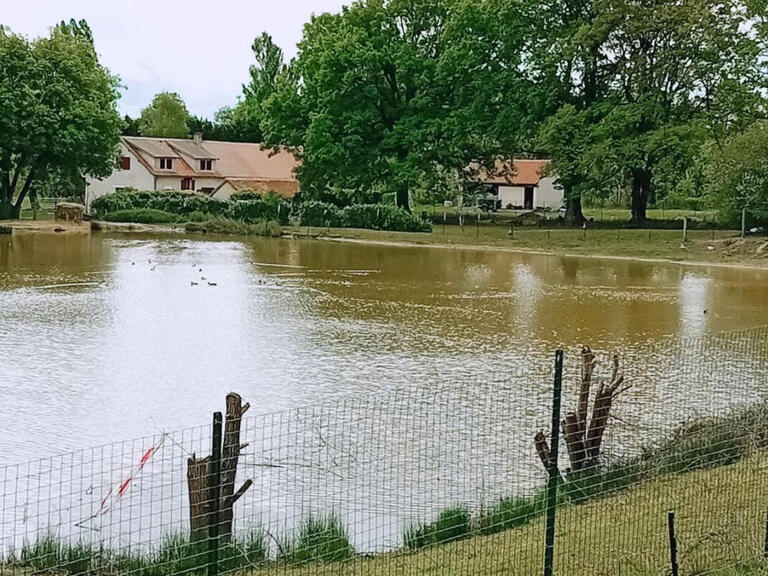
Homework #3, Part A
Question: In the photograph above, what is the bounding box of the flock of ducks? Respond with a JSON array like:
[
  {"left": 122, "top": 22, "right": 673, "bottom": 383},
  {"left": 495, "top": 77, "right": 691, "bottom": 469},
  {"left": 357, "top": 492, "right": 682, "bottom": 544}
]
[{"left": 131, "top": 258, "right": 218, "bottom": 287}]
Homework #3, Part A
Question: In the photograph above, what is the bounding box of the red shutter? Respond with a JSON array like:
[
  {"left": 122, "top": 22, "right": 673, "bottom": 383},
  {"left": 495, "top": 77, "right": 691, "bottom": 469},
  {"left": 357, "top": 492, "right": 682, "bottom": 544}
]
[{"left": 120, "top": 156, "right": 131, "bottom": 170}]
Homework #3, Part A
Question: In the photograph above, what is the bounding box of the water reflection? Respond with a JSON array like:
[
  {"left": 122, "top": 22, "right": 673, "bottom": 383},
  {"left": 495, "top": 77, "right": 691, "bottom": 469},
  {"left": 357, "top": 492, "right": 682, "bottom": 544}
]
[{"left": 0, "top": 233, "right": 767, "bottom": 463}]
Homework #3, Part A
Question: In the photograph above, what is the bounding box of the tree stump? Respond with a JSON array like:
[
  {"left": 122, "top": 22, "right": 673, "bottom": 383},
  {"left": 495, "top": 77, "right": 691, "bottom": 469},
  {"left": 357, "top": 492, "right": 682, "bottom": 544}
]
[{"left": 187, "top": 393, "right": 253, "bottom": 542}]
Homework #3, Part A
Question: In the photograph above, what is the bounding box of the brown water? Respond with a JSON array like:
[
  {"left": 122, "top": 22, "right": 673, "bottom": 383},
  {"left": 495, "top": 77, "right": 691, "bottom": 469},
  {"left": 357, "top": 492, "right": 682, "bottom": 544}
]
[{"left": 1, "top": 232, "right": 767, "bottom": 463}]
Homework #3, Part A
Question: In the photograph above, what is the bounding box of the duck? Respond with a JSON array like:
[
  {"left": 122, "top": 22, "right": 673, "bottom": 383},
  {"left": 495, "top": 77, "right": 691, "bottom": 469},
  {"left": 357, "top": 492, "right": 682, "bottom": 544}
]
[
  {"left": 208, "top": 282, "right": 218, "bottom": 287},
  {"left": 191, "top": 281, "right": 199, "bottom": 286}
]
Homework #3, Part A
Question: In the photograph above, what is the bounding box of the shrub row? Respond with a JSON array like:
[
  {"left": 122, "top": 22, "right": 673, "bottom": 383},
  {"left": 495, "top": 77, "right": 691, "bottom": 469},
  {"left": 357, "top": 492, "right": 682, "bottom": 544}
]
[
  {"left": 92, "top": 191, "right": 429, "bottom": 232},
  {"left": 297, "top": 201, "right": 432, "bottom": 232},
  {"left": 91, "top": 189, "right": 291, "bottom": 226}
]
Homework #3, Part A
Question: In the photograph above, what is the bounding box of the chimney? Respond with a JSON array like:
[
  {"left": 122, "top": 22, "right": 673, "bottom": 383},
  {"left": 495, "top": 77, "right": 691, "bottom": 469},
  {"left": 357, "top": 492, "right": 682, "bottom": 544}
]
[{"left": 193, "top": 132, "right": 203, "bottom": 146}]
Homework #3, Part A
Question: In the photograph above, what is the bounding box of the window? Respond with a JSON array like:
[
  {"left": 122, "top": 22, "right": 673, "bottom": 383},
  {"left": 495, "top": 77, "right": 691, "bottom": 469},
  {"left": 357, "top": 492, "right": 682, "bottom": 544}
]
[
  {"left": 199, "top": 187, "right": 214, "bottom": 195},
  {"left": 159, "top": 158, "right": 174, "bottom": 170},
  {"left": 199, "top": 159, "right": 213, "bottom": 171},
  {"left": 120, "top": 156, "right": 131, "bottom": 170},
  {"left": 181, "top": 178, "right": 195, "bottom": 191}
]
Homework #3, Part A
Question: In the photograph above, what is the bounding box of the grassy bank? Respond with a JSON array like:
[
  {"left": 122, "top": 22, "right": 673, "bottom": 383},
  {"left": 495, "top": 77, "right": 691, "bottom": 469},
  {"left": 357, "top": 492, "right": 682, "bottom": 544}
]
[
  {"left": 246, "top": 454, "right": 767, "bottom": 576},
  {"left": 287, "top": 224, "right": 768, "bottom": 267}
]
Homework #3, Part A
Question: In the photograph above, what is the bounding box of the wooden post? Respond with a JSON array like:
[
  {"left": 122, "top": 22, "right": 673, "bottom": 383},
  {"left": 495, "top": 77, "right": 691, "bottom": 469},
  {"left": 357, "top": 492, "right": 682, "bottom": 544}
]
[
  {"left": 187, "top": 394, "right": 252, "bottom": 545},
  {"left": 682, "top": 217, "right": 687, "bottom": 244},
  {"left": 742, "top": 206, "right": 747, "bottom": 238}
]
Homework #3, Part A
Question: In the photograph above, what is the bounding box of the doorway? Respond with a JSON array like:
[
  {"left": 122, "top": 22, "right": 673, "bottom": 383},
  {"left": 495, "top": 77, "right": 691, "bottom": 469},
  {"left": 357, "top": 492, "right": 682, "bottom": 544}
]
[{"left": 524, "top": 186, "right": 534, "bottom": 210}]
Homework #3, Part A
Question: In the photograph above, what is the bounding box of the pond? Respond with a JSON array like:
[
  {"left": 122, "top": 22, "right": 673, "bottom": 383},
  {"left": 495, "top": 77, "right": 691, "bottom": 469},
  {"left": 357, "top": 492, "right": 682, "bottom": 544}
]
[{"left": 1, "top": 232, "right": 767, "bottom": 463}]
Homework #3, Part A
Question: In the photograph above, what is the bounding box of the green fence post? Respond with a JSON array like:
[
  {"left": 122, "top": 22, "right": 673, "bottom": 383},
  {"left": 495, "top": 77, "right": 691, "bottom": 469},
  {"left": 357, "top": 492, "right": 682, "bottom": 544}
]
[
  {"left": 543, "top": 350, "right": 564, "bottom": 576},
  {"left": 208, "top": 412, "right": 223, "bottom": 576},
  {"left": 667, "top": 511, "right": 679, "bottom": 576}
]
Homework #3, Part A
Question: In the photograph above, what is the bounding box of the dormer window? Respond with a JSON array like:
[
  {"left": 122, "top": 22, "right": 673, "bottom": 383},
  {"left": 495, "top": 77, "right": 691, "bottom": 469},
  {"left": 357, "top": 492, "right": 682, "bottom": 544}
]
[
  {"left": 159, "top": 158, "right": 173, "bottom": 170},
  {"left": 120, "top": 156, "right": 131, "bottom": 170},
  {"left": 200, "top": 159, "right": 213, "bottom": 171}
]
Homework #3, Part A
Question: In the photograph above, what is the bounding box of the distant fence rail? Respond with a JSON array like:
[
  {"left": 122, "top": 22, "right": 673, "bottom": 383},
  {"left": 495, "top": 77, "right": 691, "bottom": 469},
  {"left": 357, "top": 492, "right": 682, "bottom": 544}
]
[{"left": 2, "top": 325, "right": 768, "bottom": 576}]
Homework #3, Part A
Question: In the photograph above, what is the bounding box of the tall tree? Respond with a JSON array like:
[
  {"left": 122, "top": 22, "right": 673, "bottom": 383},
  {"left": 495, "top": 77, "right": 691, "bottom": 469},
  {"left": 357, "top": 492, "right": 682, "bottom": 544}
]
[
  {"left": 139, "top": 92, "right": 190, "bottom": 138},
  {"left": 585, "top": 0, "right": 764, "bottom": 224},
  {"left": 263, "top": 0, "right": 530, "bottom": 209},
  {"left": 0, "top": 21, "right": 121, "bottom": 219}
]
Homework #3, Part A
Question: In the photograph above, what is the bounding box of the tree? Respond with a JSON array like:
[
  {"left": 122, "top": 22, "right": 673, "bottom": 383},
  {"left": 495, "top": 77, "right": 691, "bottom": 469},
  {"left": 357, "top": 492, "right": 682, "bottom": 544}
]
[
  {"left": 122, "top": 115, "right": 141, "bottom": 136},
  {"left": 582, "top": 0, "right": 764, "bottom": 225},
  {"left": 263, "top": 0, "right": 530, "bottom": 209},
  {"left": 237, "top": 32, "right": 285, "bottom": 142},
  {"left": 707, "top": 120, "right": 768, "bottom": 223},
  {"left": 139, "top": 92, "right": 190, "bottom": 138},
  {"left": 0, "top": 20, "right": 121, "bottom": 219}
]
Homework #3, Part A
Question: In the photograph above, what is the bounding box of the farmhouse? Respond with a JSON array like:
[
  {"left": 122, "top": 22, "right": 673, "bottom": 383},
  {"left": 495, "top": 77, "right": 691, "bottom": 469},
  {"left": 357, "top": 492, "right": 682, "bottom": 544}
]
[
  {"left": 474, "top": 159, "right": 563, "bottom": 210},
  {"left": 85, "top": 135, "right": 299, "bottom": 211}
]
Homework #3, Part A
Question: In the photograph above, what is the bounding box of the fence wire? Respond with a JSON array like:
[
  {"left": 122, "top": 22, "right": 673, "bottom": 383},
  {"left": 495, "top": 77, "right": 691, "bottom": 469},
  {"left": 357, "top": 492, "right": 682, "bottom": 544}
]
[{"left": 2, "top": 325, "right": 768, "bottom": 576}]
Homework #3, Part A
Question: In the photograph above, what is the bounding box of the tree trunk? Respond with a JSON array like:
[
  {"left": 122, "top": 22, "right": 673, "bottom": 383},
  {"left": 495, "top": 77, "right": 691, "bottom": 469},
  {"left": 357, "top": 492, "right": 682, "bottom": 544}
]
[
  {"left": 395, "top": 188, "right": 411, "bottom": 213},
  {"left": 187, "top": 455, "right": 213, "bottom": 542},
  {"left": 563, "top": 187, "right": 585, "bottom": 226},
  {"left": 218, "top": 393, "right": 250, "bottom": 541},
  {"left": 186, "top": 393, "right": 252, "bottom": 543},
  {"left": 630, "top": 169, "right": 651, "bottom": 227}
]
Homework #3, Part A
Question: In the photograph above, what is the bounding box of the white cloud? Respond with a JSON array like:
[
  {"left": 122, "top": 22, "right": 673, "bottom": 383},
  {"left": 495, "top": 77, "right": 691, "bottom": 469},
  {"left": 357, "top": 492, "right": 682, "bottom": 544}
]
[{"left": 3, "top": 0, "right": 348, "bottom": 118}]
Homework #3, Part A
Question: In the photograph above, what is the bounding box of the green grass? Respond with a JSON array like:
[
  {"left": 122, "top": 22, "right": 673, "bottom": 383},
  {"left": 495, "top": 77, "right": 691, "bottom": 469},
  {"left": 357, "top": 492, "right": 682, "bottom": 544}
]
[
  {"left": 280, "top": 513, "right": 355, "bottom": 564},
  {"left": 3, "top": 529, "right": 269, "bottom": 576},
  {"left": 404, "top": 507, "right": 472, "bottom": 551}
]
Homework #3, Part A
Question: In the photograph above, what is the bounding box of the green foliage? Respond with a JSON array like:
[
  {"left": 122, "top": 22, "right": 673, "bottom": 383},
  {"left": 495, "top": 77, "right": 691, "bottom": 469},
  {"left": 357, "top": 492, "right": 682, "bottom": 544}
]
[
  {"left": 341, "top": 204, "right": 432, "bottom": 232},
  {"left": 227, "top": 193, "right": 291, "bottom": 225},
  {"left": 707, "top": 121, "right": 768, "bottom": 223},
  {"left": 0, "top": 21, "right": 122, "bottom": 219},
  {"left": 102, "top": 208, "right": 180, "bottom": 224},
  {"left": 139, "top": 92, "right": 190, "bottom": 138},
  {"left": 281, "top": 513, "right": 354, "bottom": 564},
  {"left": 297, "top": 201, "right": 431, "bottom": 232},
  {"left": 404, "top": 507, "right": 472, "bottom": 551},
  {"left": 90, "top": 189, "right": 228, "bottom": 219},
  {"left": 296, "top": 201, "right": 343, "bottom": 228},
  {"left": 185, "top": 217, "right": 282, "bottom": 237}
]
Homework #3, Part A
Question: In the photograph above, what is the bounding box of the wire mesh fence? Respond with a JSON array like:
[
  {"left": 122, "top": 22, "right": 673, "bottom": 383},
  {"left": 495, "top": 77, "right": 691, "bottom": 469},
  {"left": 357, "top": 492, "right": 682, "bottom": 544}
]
[{"left": 2, "top": 325, "right": 768, "bottom": 576}]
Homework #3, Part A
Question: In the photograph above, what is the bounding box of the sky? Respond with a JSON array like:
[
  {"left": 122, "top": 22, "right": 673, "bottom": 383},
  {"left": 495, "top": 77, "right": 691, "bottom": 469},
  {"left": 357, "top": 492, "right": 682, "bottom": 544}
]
[{"left": 3, "top": 0, "right": 349, "bottom": 119}]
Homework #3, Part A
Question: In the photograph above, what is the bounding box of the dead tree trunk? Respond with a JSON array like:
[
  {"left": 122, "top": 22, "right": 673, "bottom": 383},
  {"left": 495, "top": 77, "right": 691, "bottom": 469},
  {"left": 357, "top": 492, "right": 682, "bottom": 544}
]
[
  {"left": 534, "top": 348, "right": 630, "bottom": 476},
  {"left": 187, "top": 393, "right": 253, "bottom": 542}
]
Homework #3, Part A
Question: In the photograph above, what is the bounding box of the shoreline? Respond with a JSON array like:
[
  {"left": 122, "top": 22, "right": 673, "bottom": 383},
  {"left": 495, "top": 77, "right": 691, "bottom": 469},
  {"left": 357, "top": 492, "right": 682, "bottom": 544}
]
[
  {"left": 3, "top": 218, "right": 767, "bottom": 271},
  {"left": 311, "top": 234, "right": 768, "bottom": 271}
]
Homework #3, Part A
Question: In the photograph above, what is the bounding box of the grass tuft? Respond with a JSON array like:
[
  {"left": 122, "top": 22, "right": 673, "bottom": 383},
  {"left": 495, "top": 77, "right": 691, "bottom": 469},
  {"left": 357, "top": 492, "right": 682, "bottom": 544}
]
[
  {"left": 404, "top": 507, "right": 472, "bottom": 550},
  {"left": 281, "top": 513, "right": 354, "bottom": 564}
]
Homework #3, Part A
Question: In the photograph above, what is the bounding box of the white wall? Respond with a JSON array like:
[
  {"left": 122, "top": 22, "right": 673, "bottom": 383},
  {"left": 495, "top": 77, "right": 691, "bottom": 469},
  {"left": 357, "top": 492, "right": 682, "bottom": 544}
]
[
  {"left": 85, "top": 143, "right": 154, "bottom": 211},
  {"left": 498, "top": 186, "right": 525, "bottom": 208},
  {"left": 536, "top": 177, "right": 564, "bottom": 209},
  {"left": 497, "top": 178, "right": 564, "bottom": 210}
]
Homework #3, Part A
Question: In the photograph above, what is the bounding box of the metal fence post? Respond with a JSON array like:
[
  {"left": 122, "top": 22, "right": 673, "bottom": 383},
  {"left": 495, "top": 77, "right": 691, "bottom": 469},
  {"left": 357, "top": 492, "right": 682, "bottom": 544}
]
[
  {"left": 543, "top": 349, "right": 564, "bottom": 576},
  {"left": 667, "top": 510, "right": 679, "bottom": 576},
  {"left": 208, "top": 411, "right": 223, "bottom": 576}
]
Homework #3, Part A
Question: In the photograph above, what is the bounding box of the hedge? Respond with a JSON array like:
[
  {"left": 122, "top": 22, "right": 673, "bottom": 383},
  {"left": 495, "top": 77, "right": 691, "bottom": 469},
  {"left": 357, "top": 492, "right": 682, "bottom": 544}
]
[
  {"left": 297, "top": 201, "right": 430, "bottom": 232},
  {"left": 91, "top": 190, "right": 228, "bottom": 219},
  {"left": 227, "top": 198, "right": 290, "bottom": 226}
]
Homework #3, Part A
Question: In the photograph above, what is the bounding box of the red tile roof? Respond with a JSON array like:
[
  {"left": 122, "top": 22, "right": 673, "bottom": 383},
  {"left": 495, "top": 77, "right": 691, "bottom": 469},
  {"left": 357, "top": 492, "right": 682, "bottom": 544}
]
[{"left": 476, "top": 159, "right": 551, "bottom": 186}]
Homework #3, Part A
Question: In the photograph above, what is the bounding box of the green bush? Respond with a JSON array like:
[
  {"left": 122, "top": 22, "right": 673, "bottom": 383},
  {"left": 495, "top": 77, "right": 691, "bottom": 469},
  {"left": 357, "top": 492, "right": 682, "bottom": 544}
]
[
  {"left": 102, "top": 208, "right": 180, "bottom": 224},
  {"left": 281, "top": 513, "right": 354, "bottom": 564},
  {"left": 91, "top": 189, "right": 228, "bottom": 219},
  {"left": 475, "top": 492, "right": 547, "bottom": 536},
  {"left": 227, "top": 198, "right": 290, "bottom": 225},
  {"left": 185, "top": 217, "right": 282, "bottom": 237},
  {"left": 341, "top": 204, "right": 431, "bottom": 232},
  {"left": 297, "top": 201, "right": 343, "bottom": 227}
]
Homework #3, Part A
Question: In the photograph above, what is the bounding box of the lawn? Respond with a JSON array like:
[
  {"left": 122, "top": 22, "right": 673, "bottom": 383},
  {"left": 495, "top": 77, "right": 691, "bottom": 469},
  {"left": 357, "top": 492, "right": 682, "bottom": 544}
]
[{"left": 249, "top": 454, "right": 768, "bottom": 576}]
